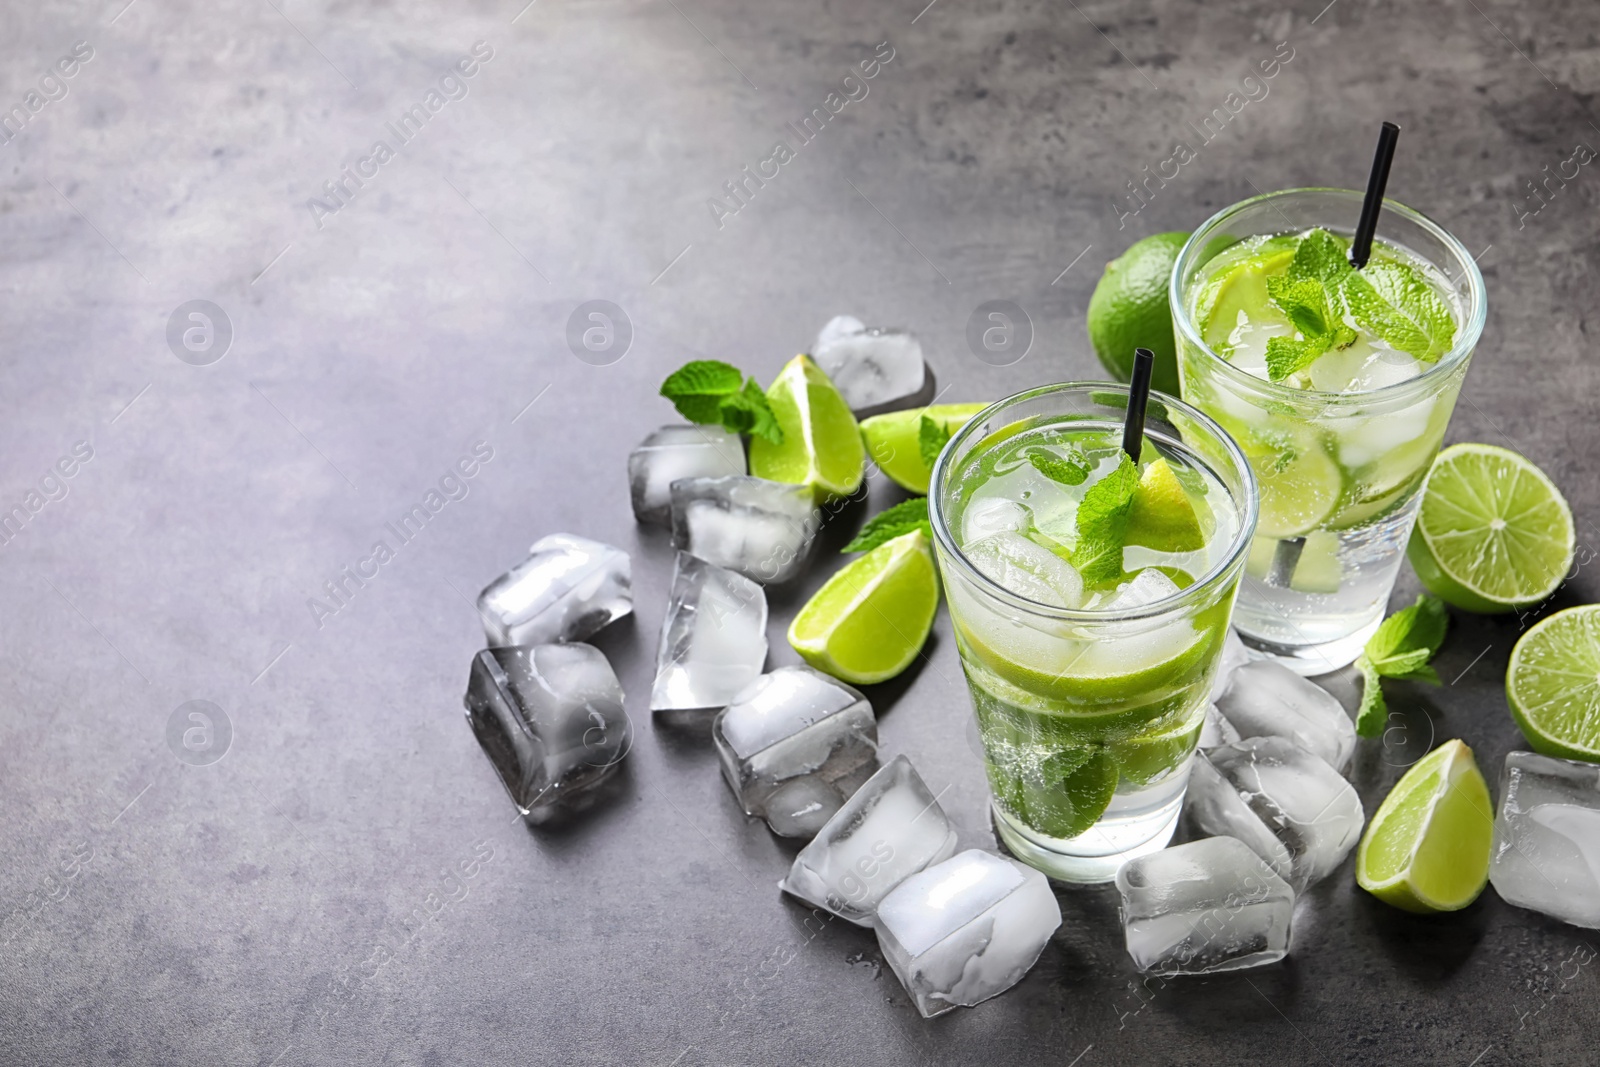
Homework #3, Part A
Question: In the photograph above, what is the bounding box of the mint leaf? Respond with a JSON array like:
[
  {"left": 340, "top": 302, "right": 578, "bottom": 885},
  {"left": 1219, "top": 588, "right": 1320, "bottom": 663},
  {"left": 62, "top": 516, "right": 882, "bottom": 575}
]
[
  {"left": 1263, "top": 270, "right": 1358, "bottom": 383},
  {"left": 719, "top": 379, "right": 783, "bottom": 445},
  {"left": 1344, "top": 261, "right": 1456, "bottom": 363},
  {"left": 1288, "top": 228, "right": 1354, "bottom": 287},
  {"left": 1356, "top": 594, "right": 1449, "bottom": 737},
  {"left": 919, "top": 415, "right": 951, "bottom": 471},
  {"left": 1268, "top": 276, "right": 1339, "bottom": 338},
  {"left": 1070, "top": 453, "right": 1139, "bottom": 584},
  {"left": 1265, "top": 335, "right": 1329, "bottom": 382},
  {"left": 660, "top": 360, "right": 743, "bottom": 423},
  {"left": 1028, "top": 447, "right": 1090, "bottom": 486},
  {"left": 843, "top": 497, "right": 930, "bottom": 553}
]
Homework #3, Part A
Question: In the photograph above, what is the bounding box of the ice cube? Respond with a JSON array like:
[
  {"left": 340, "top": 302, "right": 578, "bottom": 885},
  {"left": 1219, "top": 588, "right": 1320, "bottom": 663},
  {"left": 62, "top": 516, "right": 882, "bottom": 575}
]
[
  {"left": 781, "top": 755, "right": 960, "bottom": 926},
  {"left": 713, "top": 665, "right": 877, "bottom": 817},
  {"left": 764, "top": 776, "right": 845, "bottom": 840},
  {"left": 670, "top": 475, "right": 819, "bottom": 584},
  {"left": 875, "top": 850, "right": 1061, "bottom": 1017},
  {"left": 964, "top": 532, "right": 1083, "bottom": 608},
  {"left": 477, "top": 534, "right": 631, "bottom": 647},
  {"left": 813, "top": 328, "right": 927, "bottom": 413},
  {"left": 1489, "top": 751, "right": 1600, "bottom": 929},
  {"left": 1209, "top": 627, "right": 1252, "bottom": 702},
  {"left": 1185, "top": 754, "right": 1293, "bottom": 884},
  {"left": 815, "top": 314, "right": 866, "bottom": 351},
  {"left": 650, "top": 553, "right": 768, "bottom": 712},
  {"left": 1198, "top": 703, "right": 1241, "bottom": 750},
  {"left": 463, "top": 643, "right": 631, "bottom": 822},
  {"left": 1106, "top": 567, "right": 1183, "bottom": 610},
  {"left": 1115, "top": 836, "right": 1295, "bottom": 976},
  {"left": 962, "top": 498, "right": 1030, "bottom": 542},
  {"left": 627, "top": 425, "right": 747, "bottom": 526},
  {"left": 1189, "top": 737, "right": 1365, "bottom": 891},
  {"left": 1212, "top": 660, "right": 1356, "bottom": 773}
]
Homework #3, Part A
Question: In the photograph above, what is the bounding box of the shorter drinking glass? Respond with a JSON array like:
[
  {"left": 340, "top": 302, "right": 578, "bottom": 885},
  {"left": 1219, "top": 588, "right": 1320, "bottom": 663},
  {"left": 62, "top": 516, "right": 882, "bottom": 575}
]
[{"left": 929, "top": 384, "right": 1257, "bottom": 883}]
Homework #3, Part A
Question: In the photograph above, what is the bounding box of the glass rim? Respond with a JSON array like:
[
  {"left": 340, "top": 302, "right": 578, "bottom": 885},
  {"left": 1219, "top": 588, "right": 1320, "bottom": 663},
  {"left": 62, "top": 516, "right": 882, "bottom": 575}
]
[
  {"left": 1169, "top": 186, "right": 1488, "bottom": 410},
  {"left": 927, "top": 381, "right": 1259, "bottom": 623}
]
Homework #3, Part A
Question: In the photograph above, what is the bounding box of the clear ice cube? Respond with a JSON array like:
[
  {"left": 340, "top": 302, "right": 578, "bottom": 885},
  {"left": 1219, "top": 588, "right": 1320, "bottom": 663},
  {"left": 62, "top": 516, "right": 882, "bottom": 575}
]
[
  {"left": 1115, "top": 836, "right": 1295, "bottom": 976},
  {"left": 477, "top": 534, "right": 631, "bottom": 647},
  {"left": 713, "top": 665, "right": 877, "bottom": 817},
  {"left": 1212, "top": 660, "right": 1357, "bottom": 773},
  {"left": 1198, "top": 703, "right": 1241, "bottom": 750},
  {"left": 964, "top": 532, "right": 1083, "bottom": 608},
  {"left": 650, "top": 552, "right": 768, "bottom": 712},
  {"left": 764, "top": 776, "right": 845, "bottom": 840},
  {"left": 813, "top": 328, "right": 927, "bottom": 413},
  {"left": 875, "top": 849, "right": 1062, "bottom": 1017},
  {"left": 781, "top": 755, "right": 960, "bottom": 926},
  {"left": 1188, "top": 737, "right": 1365, "bottom": 891},
  {"left": 1209, "top": 627, "right": 1252, "bottom": 702},
  {"left": 670, "top": 475, "right": 819, "bottom": 584},
  {"left": 962, "top": 498, "right": 1029, "bottom": 542},
  {"left": 1489, "top": 751, "right": 1600, "bottom": 929},
  {"left": 1106, "top": 567, "right": 1183, "bottom": 610},
  {"left": 463, "top": 643, "right": 631, "bottom": 822},
  {"left": 815, "top": 314, "right": 866, "bottom": 351},
  {"left": 627, "top": 425, "right": 747, "bottom": 526}
]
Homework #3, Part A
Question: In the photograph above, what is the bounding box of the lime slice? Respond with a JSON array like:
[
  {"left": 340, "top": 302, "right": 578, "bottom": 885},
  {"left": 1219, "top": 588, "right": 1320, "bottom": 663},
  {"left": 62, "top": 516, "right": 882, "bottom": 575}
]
[
  {"left": 1356, "top": 739, "right": 1493, "bottom": 912},
  {"left": 1254, "top": 441, "right": 1343, "bottom": 538},
  {"left": 1407, "top": 444, "right": 1575, "bottom": 613},
  {"left": 1109, "top": 703, "right": 1205, "bottom": 786},
  {"left": 749, "top": 354, "right": 866, "bottom": 502},
  {"left": 1126, "top": 457, "right": 1205, "bottom": 552},
  {"left": 1195, "top": 247, "right": 1295, "bottom": 350},
  {"left": 859, "top": 403, "right": 989, "bottom": 494},
  {"left": 1506, "top": 605, "right": 1600, "bottom": 761},
  {"left": 788, "top": 529, "right": 938, "bottom": 684}
]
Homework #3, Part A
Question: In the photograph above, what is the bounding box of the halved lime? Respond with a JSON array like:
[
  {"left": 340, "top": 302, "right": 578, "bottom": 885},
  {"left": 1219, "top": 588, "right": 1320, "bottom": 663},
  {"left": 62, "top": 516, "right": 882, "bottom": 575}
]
[
  {"left": 749, "top": 354, "right": 866, "bottom": 501},
  {"left": 1254, "top": 441, "right": 1343, "bottom": 538},
  {"left": 859, "top": 403, "right": 988, "bottom": 494},
  {"left": 1407, "top": 444, "right": 1575, "bottom": 613},
  {"left": 1356, "top": 739, "right": 1493, "bottom": 912},
  {"left": 1126, "top": 457, "right": 1205, "bottom": 552},
  {"left": 1506, "top": 605, "right": 1600, "bottom": 762},
  {"left": 788, "top": 529, "right": 938, "bottom": 684}
]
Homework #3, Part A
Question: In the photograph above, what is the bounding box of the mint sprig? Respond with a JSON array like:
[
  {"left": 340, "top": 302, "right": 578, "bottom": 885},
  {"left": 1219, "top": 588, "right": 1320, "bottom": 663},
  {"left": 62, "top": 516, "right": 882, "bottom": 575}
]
[
  {"left": 1264, "top": 275, "right": 1356, "bottom": 382},
  {"left": 1027, "top": 447, "right": 1090, "bottom": 487},
  {"left": 1355, "top": 594, "right": 1449, "bottom": 737},
  {"left": 843, "top": 497, "right": 930, "bottom": 553},
  {"left": 1070, "top": 453, "right": 1139, "bottom": 585},
  {"left": 918, "top": 415, "right": 951, "bottom": 471},
  {"left": 659, "top": 360, "right": 784, "bottom": 445}
]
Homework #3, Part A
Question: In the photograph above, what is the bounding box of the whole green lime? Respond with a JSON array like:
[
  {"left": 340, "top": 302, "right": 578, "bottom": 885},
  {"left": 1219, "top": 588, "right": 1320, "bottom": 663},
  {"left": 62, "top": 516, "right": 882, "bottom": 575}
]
[{"left": 1086, "top": 232, "right": 1190, "bottom": 396}]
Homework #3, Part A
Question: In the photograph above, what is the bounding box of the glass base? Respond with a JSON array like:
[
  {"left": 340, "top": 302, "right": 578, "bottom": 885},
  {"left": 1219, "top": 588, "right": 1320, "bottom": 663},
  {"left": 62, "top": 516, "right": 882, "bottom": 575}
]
[
  {"left": 1237, "top": 614, "right": 1381, "bottom": 676},
  {"left": 992, "top": 794, "right": 1183, "bottom": 885}
]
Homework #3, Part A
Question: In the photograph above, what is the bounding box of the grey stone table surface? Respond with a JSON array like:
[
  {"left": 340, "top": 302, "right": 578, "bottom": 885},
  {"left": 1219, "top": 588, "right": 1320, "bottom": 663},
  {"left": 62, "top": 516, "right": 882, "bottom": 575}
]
[{"left": 2, "top": 0, "right": 1598, "bottom": 1063}]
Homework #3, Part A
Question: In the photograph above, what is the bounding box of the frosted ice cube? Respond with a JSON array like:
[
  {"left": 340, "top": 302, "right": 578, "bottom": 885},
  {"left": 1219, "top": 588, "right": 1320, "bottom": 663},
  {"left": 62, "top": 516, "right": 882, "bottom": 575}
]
[
  {"left": 816, "top": 314, "right": 866, "bottom": 351},
  {"left": 1213, "top": 660, "right": 1356, "bottom": 773},
  {"left": 713, "top": 665, "right": 877, "bottom": 817},
  {"left": 1209, "top": 627, "right": 1252, "bottom": 702},
  {"left": 627, "top": 425, "right": 746, "bottom": 526},
  {"left": 1199, "top": 703, "right": 1241, "bottom": 751},
  {"left": 962, "top": 498, "right": 1030, "bottom": 542},
  {"left": 1106, "top": 568, "right": 1182, "bottom": 610},
  {"left": 463, "top": 643, "right": 631, "bottom": 822},
  {"left": 1115, "top": 836, "right": 1295, "bottom": 976},
  {"left": 781, "top": 755, "right": 960, "bottom": 926},
  {"left": 875, "top": 850, "right": 1061, "bottom": 1017},
  {"left": 650, "top": 553, "right": 768, "bottom": 712},
  {"left": 1489, "top": 751, "right": 1600, "bottom": 929},
  {"left": 1185, "top": 754, "right": 1293, "bottom": 884},
  {"left": 964, "top": 532, "right": 1083, "bottom": 608},
  {"left": 671, "top": 475, "right": 819, "bottom": 584},
  {"left": 813, "top": 328, "right": 927, "bottom": 413},
  {"left": 764, "top": 776, "right": 845, "bottom": 840},
  {"left": 477, "top": 534, "right": 631, "bottom": 647},
  {"left": 1190, "top": 737, "right": 1365, "bottom": 891}
]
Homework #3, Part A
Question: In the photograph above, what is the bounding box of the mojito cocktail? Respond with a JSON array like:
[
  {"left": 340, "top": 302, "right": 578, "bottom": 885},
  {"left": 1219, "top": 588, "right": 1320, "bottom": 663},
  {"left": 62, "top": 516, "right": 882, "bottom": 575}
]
[
  {"left": 1172, "top": 188, "right": 1486, "bottom": 672},
  {"left": 930, "top": 385, "right": 1256, "bottom": 883}
]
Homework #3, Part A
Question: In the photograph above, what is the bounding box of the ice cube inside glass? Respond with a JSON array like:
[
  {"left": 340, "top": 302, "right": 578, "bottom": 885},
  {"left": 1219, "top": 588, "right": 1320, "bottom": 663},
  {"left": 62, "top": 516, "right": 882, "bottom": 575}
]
[
  {"left": 627, "top": 425, "right": 747, "bottom": 526},
  {"left": 477, "top": 533, "right": 631, "bottom": 647},
  {"left": 1489, "top": 750, "right": 1600, "bottom": 930}
]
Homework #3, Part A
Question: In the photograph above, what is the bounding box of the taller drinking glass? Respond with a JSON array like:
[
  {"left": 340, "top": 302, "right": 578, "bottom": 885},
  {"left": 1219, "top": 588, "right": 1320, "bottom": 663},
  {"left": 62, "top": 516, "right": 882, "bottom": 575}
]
[{"left": 1172, "top": 188, "right": 1487, "bottom": 673}]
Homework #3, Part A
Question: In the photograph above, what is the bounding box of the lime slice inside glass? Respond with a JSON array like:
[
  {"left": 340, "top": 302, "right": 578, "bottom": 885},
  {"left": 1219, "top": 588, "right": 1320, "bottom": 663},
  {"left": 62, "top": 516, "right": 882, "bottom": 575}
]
[
  {"left": 1506, "top": 604, "right": 1600, "bottom": 762},
  {"left": 1254, "top": 440, "right": 1343, "bottom": 538},
  {"left": 1126, "top": 456, "right": 1205, "bottom": 553},
  {"left": 1109, "top": 702, "right": 1206, "bottom": 786},
  {"left": 749, "top": 354, "right": 866, "bottom": 501},
  {"left": 1355, "top": 739, "right": 1493, "bottom": 912},
  {"left": 859, "top": 403, "right": 988, "bottom": 494},
  {"left": 1407, "top": 443, "right": 1575, "bottom": 613},
  {"left": 787, "top": 529, "right": 938, "bottom": 684}
]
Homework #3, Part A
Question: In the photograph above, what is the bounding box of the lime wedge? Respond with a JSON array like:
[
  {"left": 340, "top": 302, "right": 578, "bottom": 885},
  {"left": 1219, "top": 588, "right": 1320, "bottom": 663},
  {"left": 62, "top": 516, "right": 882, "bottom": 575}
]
[
  {"left": 749, "top": 354, "right": 866, "bottom": 502},
  {"left": 859, "top": 403, "right": 989, "bottom": 494},
  {"left": 1407, "top": 444, "right": 1575, "bottom": 613},
  {"left": 1356, "top": 739, "right": 1493, "bottom": 912},
  {"left": 788, "top": 529, "right": 938, "bottom": 684},
  {"left": 1506, "top": 605, "right": 1600, "bottom": 762},
  {"left": 1109, "top": 703, "right": 1205, "bottom": 786},
  {"left": 1126, "top": 457, "right": 1205, "bottom": 552},
  {"left": 1254, "top": 441, "right": 1343, "bottom": 538}
]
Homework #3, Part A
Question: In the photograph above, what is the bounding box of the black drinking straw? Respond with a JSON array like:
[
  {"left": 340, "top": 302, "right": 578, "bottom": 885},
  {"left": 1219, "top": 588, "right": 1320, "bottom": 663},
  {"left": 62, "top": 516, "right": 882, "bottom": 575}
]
[
  {"left": 1349, "top": 121, "right": 1400, "bottom": 269},
  {"left": 1122, "top": 348, "right": 1155, "bottom": 462}
]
